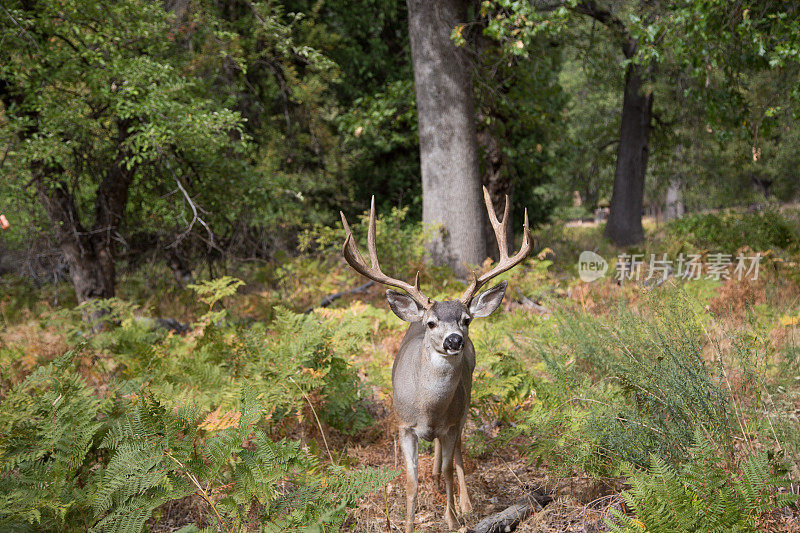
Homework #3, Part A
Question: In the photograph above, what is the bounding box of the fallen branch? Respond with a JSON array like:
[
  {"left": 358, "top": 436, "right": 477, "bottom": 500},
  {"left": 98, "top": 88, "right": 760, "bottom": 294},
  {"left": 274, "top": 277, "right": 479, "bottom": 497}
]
[
  {"left": 305, "top": 281, "right": 375, "bottom": 314},
  {"left": 516, "top": 290, "right": 552, "bottom": 315},
  {"left": 470, "top": 489, "right": 553, "bottom": 533}
]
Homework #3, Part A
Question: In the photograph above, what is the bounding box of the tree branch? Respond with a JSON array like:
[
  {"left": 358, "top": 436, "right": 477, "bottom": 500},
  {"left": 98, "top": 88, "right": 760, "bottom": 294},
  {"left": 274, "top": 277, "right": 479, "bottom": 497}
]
[{"left": 531, "top": 0, "right": 634, "bottom": 54}]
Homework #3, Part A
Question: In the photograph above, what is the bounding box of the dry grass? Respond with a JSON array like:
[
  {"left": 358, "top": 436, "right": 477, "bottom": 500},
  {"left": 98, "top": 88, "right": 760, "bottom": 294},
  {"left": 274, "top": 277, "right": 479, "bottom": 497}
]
[{"left": 0, "top": 316, "right": 68, "bottom": 393}]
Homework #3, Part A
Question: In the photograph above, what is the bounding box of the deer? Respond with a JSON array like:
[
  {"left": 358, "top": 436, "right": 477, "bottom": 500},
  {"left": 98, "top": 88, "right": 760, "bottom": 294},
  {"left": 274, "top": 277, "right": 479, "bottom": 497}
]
[{"left": 340, "top": 187, "right": 532, "bottom": 533}]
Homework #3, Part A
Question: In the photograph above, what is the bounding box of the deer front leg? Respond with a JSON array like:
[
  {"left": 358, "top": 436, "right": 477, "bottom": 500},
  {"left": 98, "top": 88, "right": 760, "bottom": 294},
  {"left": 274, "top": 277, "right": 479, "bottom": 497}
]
[
  {"left": 432, "top": 437, "right": 442, "bottom": 489},
  {"left": 454, "top": 434, "right": 472, "bottom": 513},
  {"left": 438, "top": 428, "right": 459, "bottom": 530},
  {"left": 399, "top": 426, "right": 419, "bottom": 533}
]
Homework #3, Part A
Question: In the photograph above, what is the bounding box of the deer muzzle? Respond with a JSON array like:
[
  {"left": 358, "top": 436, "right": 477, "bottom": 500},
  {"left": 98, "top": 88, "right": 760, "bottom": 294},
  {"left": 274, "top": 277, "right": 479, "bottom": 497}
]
[{"left": 443, "top": 333, "right": 464, "bottom": 353}]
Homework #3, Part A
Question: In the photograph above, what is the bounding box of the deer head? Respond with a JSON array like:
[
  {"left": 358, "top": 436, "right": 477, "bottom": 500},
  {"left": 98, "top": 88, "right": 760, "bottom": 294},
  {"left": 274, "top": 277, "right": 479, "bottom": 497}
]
[{"left": 340, "top": 186, "right": 532, "bottom": 355}]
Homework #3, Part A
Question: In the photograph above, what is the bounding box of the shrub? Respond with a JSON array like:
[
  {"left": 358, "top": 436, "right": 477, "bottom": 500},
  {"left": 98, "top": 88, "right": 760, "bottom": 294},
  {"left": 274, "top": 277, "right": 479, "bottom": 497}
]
[
  {"left": 93, "top": 388, "right": 391, "bottom": 533},
  {"left": 0, "top": 348, "right": 101, "bottom": 531},
  {"left": 668, "top": 210, "right": 800, "bottom": 255},
  {"left": 507, "top": 287, "right": 798, "bottom": 528},
  {"left": 512, "top": 289, "right": 734, "bottom": 475},
  {"left": 76, "top": 283, "right": 374, "bottom": 434},
  {"left": 0, "top": 277, "right": 392, "bottom": 532}
]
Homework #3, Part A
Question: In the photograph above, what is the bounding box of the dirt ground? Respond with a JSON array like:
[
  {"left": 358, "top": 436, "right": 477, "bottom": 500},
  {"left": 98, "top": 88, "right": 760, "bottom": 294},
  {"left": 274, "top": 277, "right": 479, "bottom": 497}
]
[{"left": 344, "top": 414, "right": 626, "bottom": 533}]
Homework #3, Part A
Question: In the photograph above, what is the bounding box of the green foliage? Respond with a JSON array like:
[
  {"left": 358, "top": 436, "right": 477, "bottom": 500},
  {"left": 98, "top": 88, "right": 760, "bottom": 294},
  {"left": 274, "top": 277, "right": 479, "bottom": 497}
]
[
  {"left": 608, "top": 432, "right": 797, "bottom": 533},
  {"left": 668, "top": 210, "right": 800, "bottom": 255},
  {"left": 0, "top": 345, "right": 390, "bottom": 533},
  {"left": 470, "top": 313, "right": 536, "bottom": 420},
  {"left": 0, "top": 348, "right": 102, "bottom": 531},
  {"left": 0, "top": 272, "right": 398, "bottom": 532},
  {"left": 187, "top": 276, "right": 246, "bottom": 325},
  {"left": 93, "top": 388, "right": 391, "bottom": 533},
  {"left": 188, "top": 277, "right": 246, "bottom": 311},
  {"left": 57, "top": 275, "right": 373, "bottom": 433},
  {"left": 299, "top": 204, "right": 429, "bottom": 280},
  {"left": 244, "top": 308, "right": 374, "bottom": 433},
  {"left": 511, "top": 289, "right": 736, "bottom": 475},
  {"left": 0, "top": 0, "right": 248, "bottom": 235}
]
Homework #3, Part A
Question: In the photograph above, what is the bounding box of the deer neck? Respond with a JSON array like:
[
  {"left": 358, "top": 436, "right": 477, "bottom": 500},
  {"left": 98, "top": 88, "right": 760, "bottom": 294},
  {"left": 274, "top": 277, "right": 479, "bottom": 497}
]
[{"left": 417, "top": 335, "right": 463, "bottom": 401}]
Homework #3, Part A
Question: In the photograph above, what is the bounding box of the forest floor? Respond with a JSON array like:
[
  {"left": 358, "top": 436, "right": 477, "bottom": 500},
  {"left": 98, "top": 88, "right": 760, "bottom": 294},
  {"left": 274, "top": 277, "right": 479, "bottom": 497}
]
[{"left": 345, "top": 410, "right": 619, "bottom": 532}]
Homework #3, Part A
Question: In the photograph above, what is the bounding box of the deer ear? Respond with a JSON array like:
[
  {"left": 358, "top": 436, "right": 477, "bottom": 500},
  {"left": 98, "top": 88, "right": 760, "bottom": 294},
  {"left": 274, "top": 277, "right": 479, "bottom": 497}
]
[
  {"left": 469, "top": 281, "right": 507, "bottom": 318},
  {"left": 386, "top": 290, "right": 425, "bottom": 322}
]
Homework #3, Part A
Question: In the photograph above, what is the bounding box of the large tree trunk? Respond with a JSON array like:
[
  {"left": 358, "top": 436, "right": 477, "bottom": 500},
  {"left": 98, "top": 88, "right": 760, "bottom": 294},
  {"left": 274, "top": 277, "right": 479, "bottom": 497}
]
[
  {"left": 33, "top": 121, "right": 135, "bottom": 305},
  {"left": 35, "top": 175, "right": 116, "bottom": 303},
  {"left": 407, "top": 0, "right": 485, "bottom": 276},
  {"left": 604, "top": 58, "right": 653, "bottom": 246}
]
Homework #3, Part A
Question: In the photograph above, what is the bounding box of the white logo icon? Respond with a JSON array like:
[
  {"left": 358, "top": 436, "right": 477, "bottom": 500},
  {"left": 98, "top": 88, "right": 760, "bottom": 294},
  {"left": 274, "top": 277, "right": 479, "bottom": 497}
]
[{"left": 578, "top": 251, "right": 608, "bottom": 282}]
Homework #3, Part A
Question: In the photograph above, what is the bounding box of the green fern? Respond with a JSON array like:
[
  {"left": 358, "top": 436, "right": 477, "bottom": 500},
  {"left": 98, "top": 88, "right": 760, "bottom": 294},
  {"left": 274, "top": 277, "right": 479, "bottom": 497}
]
[
  {"left": 0, "top": 347, "right": 103, "bottom": 531},
  {"left": 608, "top": 431, "right": 797, "bottom": 532},
  {"left": 92, "top": 386, "right": 393, "bottom": 532},
  {"left": 0, "top": 345, "right": 392, "bottom": 533}
]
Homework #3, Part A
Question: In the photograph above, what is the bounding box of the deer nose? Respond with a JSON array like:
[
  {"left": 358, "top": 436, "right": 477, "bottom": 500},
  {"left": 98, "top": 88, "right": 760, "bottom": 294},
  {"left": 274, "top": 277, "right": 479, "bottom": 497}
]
[{"left": 443, "top": 333, "right": 463, "bottom": 352}]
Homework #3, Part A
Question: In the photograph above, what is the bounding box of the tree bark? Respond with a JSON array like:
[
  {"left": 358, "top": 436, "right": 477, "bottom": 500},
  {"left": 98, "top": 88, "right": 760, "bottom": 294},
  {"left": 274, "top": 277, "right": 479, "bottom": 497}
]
[
  {"left": 32, "top": 120, "right": 135, "bottom": 304},
  {"left": 664, "top": 178, "right": 684, "bottom": 220},
  {"left": 604, "top": 55, "right": 653, "bottom": 246},
  {"left": 407, "top": 0, "right": 486, "bottom": 276},
  {"left": 34, "top": 173, "right": 116, "bottom": 303}
]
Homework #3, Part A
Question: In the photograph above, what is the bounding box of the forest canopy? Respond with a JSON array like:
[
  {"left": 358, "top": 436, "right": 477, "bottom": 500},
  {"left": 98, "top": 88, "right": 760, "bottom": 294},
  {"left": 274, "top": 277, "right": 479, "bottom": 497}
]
[{"left": 2, "top": 0, "right": 797, "bottom": 298}]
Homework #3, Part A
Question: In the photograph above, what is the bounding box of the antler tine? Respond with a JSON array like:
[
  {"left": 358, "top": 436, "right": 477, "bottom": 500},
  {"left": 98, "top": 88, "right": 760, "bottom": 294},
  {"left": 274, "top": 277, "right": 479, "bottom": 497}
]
[
  {"left": 366, "top": 196, "right": 379, "bottom": 269},
  {"left": 413, "top": 271, "right": 422, "bottom": 295},
  {"left": 341, "top": 211, "right": 367, "bottom": 267},
  {"left": 459, "top": 201, "right": 533, "bottom": 304},
  {"left": 341, "top": 202, "right": 432, "bottom": 308},
  {"left": 482, "top": 186, "right": 509, "bottom": 258}
]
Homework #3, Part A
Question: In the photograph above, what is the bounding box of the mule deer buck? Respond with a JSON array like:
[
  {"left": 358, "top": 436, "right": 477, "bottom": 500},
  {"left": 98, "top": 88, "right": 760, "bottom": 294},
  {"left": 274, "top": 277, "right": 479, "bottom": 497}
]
[{"left": 340, "top": 187, "right": 532, "bottom": 532}]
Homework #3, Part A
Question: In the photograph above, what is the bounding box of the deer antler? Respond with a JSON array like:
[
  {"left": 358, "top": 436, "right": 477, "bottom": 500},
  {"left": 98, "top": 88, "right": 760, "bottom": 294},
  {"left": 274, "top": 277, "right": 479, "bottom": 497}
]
[
  {"left": 341, "top": 196, "right": 432, "bottom": 308},
  {"left": 459, "top": 187, "right": 533, "bottom": 305}
]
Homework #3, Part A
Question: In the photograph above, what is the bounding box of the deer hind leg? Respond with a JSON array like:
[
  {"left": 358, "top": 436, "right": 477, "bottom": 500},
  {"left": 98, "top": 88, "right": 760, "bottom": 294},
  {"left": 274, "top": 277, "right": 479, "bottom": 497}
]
[
  {"left": 438, "top": 428, "right": 459, "bottom": 530},
  {"left": 432, "top": 437, "right": 442, "bottom": 490},
  {"left": 454, "top": 434, "right": 473, "bottom": 513},
  {"left": 399, "top": 426, "right": 419, "bottom": 533}
]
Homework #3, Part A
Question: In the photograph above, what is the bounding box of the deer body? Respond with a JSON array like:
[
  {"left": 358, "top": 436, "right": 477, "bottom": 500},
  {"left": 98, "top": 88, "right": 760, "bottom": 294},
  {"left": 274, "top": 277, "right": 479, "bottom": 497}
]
[
  {"left": 391, "top": 303, "right": 478, "bottom": 531},
  {"left": 340, "top": 188, "right": 531, "bottom": 532},
  {"left": 392, "top": 318, "right": 474, "bottom": 443}
]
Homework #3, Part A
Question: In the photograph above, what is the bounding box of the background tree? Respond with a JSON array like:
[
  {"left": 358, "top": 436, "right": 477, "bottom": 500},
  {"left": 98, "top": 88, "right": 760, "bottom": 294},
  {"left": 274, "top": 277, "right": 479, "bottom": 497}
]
[
  {"left": 2, "top": 0, "right": 799, "bottom": 307},
  {"left": 483, "top": 0, "right": 800, "bottom": 245},
  {"left": 0, "top": 0, "right": 244, "bottom": 303}
]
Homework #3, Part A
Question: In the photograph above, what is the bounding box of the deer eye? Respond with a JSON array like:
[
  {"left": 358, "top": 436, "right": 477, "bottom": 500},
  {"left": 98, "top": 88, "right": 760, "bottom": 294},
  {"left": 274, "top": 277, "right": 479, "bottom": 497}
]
[
  {"left": 461, "top": 317, "right": 471, "bottom": 327},
  {"left": 427, "top": 321, "right": 437, "bottom": 329}
]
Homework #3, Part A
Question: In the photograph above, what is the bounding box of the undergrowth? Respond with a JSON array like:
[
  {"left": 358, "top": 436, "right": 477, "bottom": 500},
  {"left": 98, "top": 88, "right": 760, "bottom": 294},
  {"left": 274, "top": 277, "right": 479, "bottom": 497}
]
[
  {"left": 2, "top": 211, "right": 800, "bottom": 531},
  {"left": 609, "top": 432, "right": 796, "bottom": 532},
  {"left": 507, "top": 284, "right": 799, "bottom": 530},
  {"left": 0, "top": 280, "right": 393, "bottom": 532}
]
